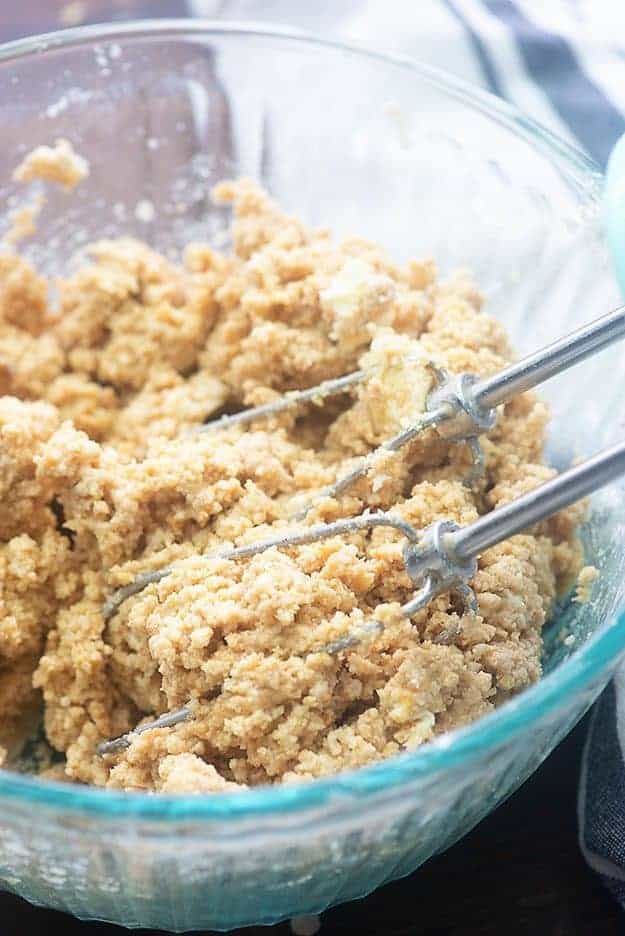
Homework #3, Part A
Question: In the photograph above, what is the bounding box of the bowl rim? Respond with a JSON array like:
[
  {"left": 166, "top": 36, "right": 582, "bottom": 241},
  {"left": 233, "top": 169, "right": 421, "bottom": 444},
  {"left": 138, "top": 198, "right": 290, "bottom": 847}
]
[
  {"left": 0, "top": 18, "right": 602, "bottom": 185},
  {"left": 0, "top": 17, "right": 622, "bottom": 823}
]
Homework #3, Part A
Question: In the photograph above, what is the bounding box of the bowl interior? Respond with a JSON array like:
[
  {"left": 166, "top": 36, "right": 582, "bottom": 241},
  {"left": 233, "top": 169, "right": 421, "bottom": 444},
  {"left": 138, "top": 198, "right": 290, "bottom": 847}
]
[{"left": 0, "top": 23, "right": 624, "bottom": 792}]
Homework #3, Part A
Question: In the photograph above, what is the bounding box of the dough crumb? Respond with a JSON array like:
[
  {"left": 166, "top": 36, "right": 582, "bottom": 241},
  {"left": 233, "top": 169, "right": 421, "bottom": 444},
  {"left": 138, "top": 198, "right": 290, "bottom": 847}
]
[
  {"left": 574, "top": 565, "right": 599, "bottom": 604},
  {"left": 13, "top": 139, "right": 89, "bottom": 191},
  {"left": 4, "top": 195, "right": 45, "bottom": 246},
  {"left": 135, "top": 199, "right": 155, "bottom": 224},
  {"left": 158, "top": 755, "right": 244, "bottom": 794},
  {"left": 59, "top": 1, "right": 88, "bottom": 26}
]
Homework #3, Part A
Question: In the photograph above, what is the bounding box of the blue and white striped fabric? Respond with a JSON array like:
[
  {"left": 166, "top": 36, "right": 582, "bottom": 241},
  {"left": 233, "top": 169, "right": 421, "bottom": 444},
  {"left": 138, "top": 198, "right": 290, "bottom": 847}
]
[
  {"left": 190, "top": 0, "right": 625, "bottom": 907},
  {"left": 192, "top": 0, "right": 625, "bottom": 168}
]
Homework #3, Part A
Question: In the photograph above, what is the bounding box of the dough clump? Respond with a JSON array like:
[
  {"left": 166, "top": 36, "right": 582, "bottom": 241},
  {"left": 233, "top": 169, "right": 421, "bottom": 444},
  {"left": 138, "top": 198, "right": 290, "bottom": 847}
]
[
  {"left": 13, "top": 139, "right": 89, "bottom": 190},
  {"left": 0, "top": 171, "right": 583, "bottom": 793}
]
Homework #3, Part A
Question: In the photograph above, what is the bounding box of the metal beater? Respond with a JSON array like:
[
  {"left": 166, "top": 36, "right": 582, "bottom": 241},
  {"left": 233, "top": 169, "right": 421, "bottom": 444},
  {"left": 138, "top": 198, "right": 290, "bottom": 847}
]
[{"left": 98, "top": 305, "right": 625, "bottom": 755}]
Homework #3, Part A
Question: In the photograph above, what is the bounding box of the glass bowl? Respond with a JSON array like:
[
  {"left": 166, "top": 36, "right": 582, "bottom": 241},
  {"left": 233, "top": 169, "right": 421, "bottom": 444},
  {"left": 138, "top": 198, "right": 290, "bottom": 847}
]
[{"left": 0, "top": 21, "right": 624, "bottom": 932}]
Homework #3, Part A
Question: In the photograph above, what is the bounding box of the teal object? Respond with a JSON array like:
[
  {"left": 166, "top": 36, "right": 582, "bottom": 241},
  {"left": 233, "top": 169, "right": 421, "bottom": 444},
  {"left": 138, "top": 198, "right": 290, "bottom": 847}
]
[
  {"left": 605, "top": 134, "right": 625, "bottom": 295},
  {"left": 0, "top": 22, "right": 624, "bottom": 932}
]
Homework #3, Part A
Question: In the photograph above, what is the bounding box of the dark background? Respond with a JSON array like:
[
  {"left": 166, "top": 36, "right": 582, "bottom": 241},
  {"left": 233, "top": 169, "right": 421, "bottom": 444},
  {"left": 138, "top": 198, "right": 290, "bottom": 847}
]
[
  {"left": 0, "top": 3, "right": 623, "bottom": 934},
  {"left": 2, "top": 716, "right": 622, "bottom": 935}
]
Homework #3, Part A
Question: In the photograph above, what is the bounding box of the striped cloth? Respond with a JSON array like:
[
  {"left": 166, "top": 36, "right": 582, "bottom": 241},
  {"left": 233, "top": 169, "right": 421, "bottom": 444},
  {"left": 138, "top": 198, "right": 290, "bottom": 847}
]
[
  {"left": 191, "top": 0, "right": 625, "bottom": 167},
  {"left": 6, "top": 0, "right": 625, "bottom": 912}
]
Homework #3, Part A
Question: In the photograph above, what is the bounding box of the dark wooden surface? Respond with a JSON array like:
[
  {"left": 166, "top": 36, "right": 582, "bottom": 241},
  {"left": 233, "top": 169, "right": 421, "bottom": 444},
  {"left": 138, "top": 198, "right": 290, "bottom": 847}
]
[{"left": 1, "top": 714, "right": 622, "bottom": 936}]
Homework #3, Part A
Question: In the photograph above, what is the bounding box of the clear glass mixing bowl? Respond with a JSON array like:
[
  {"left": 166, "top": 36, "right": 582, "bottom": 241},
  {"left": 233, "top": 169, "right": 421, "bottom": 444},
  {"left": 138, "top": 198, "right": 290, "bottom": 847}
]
[{"left": 0, "top": 21, "right": 624, "bottom": 932}]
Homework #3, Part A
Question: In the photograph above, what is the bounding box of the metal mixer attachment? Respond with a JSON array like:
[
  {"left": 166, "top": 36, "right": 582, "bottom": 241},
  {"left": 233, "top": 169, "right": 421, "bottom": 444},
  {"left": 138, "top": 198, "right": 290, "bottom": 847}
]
[
  {"left": 197, "top": 306, "right": 625, "bottom": 514},
  {"left": 97, "top": 306, "right": 625, "bottom": 755}
]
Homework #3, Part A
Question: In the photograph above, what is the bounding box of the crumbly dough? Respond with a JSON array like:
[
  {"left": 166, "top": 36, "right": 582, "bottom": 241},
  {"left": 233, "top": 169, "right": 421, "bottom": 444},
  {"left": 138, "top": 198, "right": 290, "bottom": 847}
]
[
  {"left": 13, "top": 139, "right": 89, "bottom": 190},
  {"left": 3, "top": 195, "right": 45, "bottom": 247},
  {"left": 0, "top": 172, "right": 584, "bottom": 793},
  {"left": 574, "top": 565, "right": 599, "bottom": 604}
]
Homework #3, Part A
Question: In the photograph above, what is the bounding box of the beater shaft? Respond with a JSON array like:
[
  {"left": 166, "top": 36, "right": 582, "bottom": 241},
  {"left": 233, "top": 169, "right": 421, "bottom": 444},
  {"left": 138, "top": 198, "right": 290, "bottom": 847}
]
[
  {"left": 197, "top": 306, "right": 625, "bottom": 441},
  {"left": 453, "top": 439, "right": 625, "bottom": 561},
  {"left": 301, "top": 305, "right": 625, "bottom": 513},
  {"left": 472, "top": 304, "right": 625, "bottom": 411}
]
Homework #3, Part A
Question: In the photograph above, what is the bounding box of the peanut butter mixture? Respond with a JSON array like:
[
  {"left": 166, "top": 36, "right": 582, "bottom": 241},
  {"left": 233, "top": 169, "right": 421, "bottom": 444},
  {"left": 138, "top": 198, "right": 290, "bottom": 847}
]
[
  {"left": 0, "top": 172, "right": 584, "bottom": 793},
  {"left": 13, "top": 138, "right": 89, "bottom": 191}
]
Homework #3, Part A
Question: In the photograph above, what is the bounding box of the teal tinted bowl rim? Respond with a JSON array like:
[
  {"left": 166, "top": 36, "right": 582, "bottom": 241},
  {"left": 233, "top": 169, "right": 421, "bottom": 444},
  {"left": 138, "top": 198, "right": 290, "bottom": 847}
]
[{"left": 0, "top": 19, "right": 623, "bottom": 822}]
